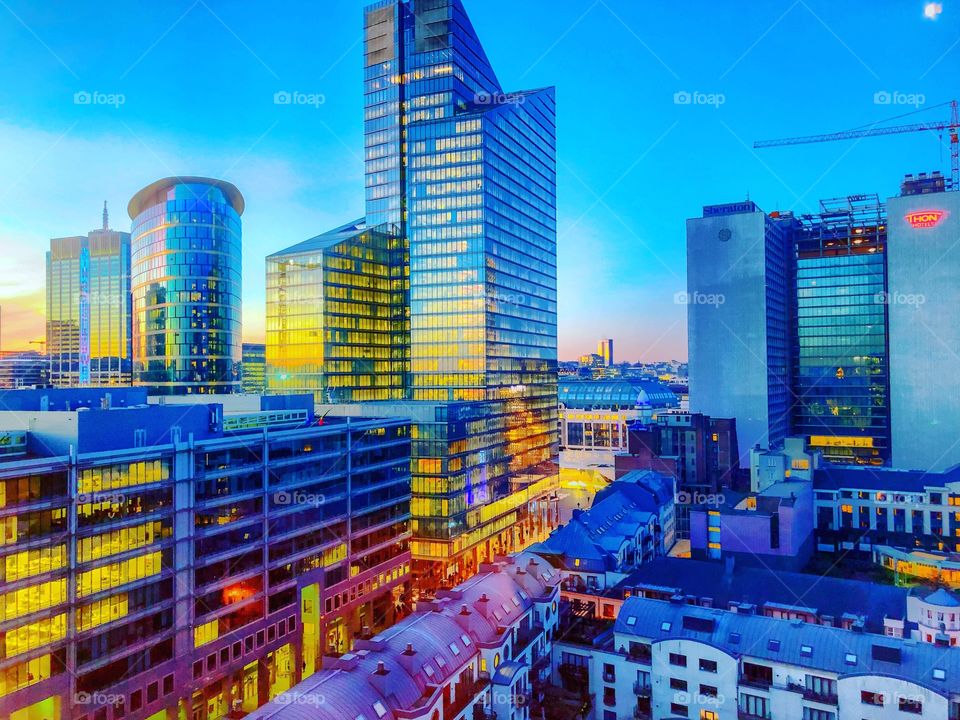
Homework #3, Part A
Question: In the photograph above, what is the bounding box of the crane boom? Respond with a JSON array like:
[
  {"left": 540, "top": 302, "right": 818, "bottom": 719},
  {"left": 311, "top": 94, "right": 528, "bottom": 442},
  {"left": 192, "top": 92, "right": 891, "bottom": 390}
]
[{"left": 754, "top": 100, "right": 959, "bottom": 190}]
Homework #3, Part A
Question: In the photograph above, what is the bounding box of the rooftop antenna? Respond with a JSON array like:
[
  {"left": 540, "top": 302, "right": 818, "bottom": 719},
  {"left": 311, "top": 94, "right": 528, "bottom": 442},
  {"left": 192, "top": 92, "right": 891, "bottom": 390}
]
[{"left": 102, "top": 201, "right": 109, "bottom": 230}]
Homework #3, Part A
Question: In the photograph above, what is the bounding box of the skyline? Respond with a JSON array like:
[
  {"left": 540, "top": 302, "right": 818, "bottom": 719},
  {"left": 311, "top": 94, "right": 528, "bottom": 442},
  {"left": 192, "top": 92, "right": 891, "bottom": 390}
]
[{"left": 0, "top": 0, "right": 958, "bottom": 360}]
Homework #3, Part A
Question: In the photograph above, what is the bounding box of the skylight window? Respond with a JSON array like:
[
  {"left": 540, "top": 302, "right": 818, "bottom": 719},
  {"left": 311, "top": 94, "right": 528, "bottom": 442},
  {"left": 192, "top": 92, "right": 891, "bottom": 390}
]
[
  {"left": 660, "top": 621, "right": 672, "bottom": 632},
  {"left": 844, "top": 653, "right": 857, "bottom": 666},
  {"left": 449, "top": 642, "right": 460, "bottom": 656},
  {"left": 512, "top": 595, "right": 521, "bottom": 607},
  {"left": 518, "top": 590, "right": 529, "bottom": 600},
  {"left": 728, "top": 633, "right": 741, "bottom": 645},
  {"left": 424, "top": 664, "right": 435, "bottom": 678},
  {"left": 461, "top": 634, "right": 472, "bottom": 646},
  {"left": 373, "top": 701, "right": 388, "bottom": 719},
  {"left": 767, "top": 640, "right": 781, "bottom": 651},
  {"left": 493, "top": 610, "right": 502, "bottom": 621},
  {"left": 800, "top": 645, "right": 813, "bottom": 658},
  {"left": 626, "top": 616, "right": 637, "bottom": 626},
  {"left": 502, "top": 602, "right": 512, "bottom": 614},
  {"left": 436, "top": 655, "right": 447, "bottom": 668},
  {"left": 933, "top": 668, "right": 946, "bottom": 681}
]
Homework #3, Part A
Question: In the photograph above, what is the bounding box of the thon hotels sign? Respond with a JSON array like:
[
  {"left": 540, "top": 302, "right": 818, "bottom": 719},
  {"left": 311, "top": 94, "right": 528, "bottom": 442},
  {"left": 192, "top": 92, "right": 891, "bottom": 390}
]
[{"left": 904, "top": 210, "right": 945, "bottom": 228}]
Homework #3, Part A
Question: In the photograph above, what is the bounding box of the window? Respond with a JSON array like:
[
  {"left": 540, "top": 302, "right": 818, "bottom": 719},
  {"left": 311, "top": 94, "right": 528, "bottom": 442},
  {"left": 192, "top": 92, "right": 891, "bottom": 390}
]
[
  {"left": 767, "top": 639, "right": 780, "bottom": 652},
  {"left": 147, "top": 682, "right": 159, "bottom": 703},
  {"left": 626, "top": 615, "right": 637, "bottom": 626},
  {"left": 740, "top": 694, "right": 767, "bottom": 718},
  {"left": 670, "top": 702, "right": 688, "bottom": 717},
  {"left": 898, "top": 697, "right": 922, "bottom": 714},
  {"left": 603, "top": 663, "right": 615, "bottom": 682},
  {"left": 728, "top": 632, "right": 741, "bottom": 644},
  {"left": 699, "top": 658, "right": 718, "bottom": 673},
  {"left": 669, "top": 652, "right": 687, "bottom": 667},
  {"left": 163, "top": 674, "right": 174, "bottom": 695},
  {"left": 802, "top": 709, "right": 835, "bottom": 720},
  {"left": 800, "top": 644, "right": 813, "bottom": 658},
  {"left": 603, "top": 686, "right": 616, "bottom": 707},
  {"left": 861, "top": 690, "right": 884, "bottom": 706},
  {"left": 700, "top": 712, "right": 717, "bottom": 720},
  {"left": 373, "top": 701, "right": 388, "bottom": 718},
  {"left": 699, "top": 684, "right": 718, "bottom": 698},
  {"left": 670, "top": 678, "right": 688, "bottom": 691},
  {"left": 660, "top": 621, "right": 672, "bottom": 632},
  {"left": 130, "top": 691, "right": 142, "bottom": 712},
  {"left": 192, "top": 660, "right": 202, "bottom": 680},
  {"left": 843, "top": 653, "right": 857, "bottom": 666},
  {"left": 933, "top": 668, "right": 946, "bottom": 680}
]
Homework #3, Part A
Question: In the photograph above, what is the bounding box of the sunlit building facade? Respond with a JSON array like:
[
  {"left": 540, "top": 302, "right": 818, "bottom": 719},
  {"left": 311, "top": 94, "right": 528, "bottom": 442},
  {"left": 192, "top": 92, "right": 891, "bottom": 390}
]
[
  {"left": 0, "top": 389, "right": 411, "bottom": 720},
  {"left": 128, "top": 177, "right": 243, "bottom": 395},
  {"left": 266, "top": 0, "right": 559, "bottom": 588},
  {"left": 46, "top": 211, "right": 132, "bottom": 387}
]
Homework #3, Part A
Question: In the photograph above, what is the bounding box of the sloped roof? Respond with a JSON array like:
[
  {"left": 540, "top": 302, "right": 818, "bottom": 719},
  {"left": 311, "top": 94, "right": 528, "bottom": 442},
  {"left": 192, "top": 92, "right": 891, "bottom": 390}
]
[
  {"left": 613, "top": 596, "right": 959, "bottom": 694},
  {"left": 267, "top": 218, "right": 366, "bottom": 258},
  {"left": 559, "top": 378, "right": 678, "bottom": 409}
]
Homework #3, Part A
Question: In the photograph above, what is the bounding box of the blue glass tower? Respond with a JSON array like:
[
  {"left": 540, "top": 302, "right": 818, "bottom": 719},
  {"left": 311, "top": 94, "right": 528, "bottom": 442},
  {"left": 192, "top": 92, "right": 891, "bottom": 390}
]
[
  {"left": 129, "top": 177, "right": 244, "bottom": 395},
  {"left": 269, "top": 0, "right": 558, "bottom": 585}
]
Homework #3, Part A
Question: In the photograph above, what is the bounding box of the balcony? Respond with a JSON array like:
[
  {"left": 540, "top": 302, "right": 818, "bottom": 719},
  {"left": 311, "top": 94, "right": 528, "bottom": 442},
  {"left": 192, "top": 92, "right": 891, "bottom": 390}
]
[
  {"left": 513, "top": 623, "right": 544, "bottom": 659},
  {"left": 445, "top": 677, "right": 491, "bottom": 719},
  {"left": 801, "top": 688, "right": 838, "bottom": 705},
  {"left": 633, "top": 681, "right": 651, "bottom": 697},
  {"left": 739, "top": 676, "right": 772, "bottom": 691},
  {"left": 625, "top": 648, "right": 652, "bottom": 665},
  {"left": 738, "top": 711, "right": 771, "bottom": 720},
  {"left": 633, "top": 708, "right": 652, "bottom": 720}
]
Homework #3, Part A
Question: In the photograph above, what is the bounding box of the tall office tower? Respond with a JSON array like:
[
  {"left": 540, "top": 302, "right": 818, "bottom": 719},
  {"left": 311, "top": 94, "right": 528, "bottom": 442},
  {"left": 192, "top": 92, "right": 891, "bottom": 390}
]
[
  {"left": 793, "top": 196, "right": 890, "bottom": 465},
  {"left": 686, "top": 202, "right": 792, "bottom": 465},
  {"left": 240, "top": 342, "right": 267, "bottom": 395},
  {"left": 128, "top": 177, "right": 243, "bottom": 395},
  {"left": 888, "top": 174, "right": 960, "bottom": 471},
  {"left": 266, "top": 221, "right": 408, "bottom": 402},
  {"left": 46, "top": 204, "right": 132, "bottom": 387},
  {"left": 268, "top": 0, "right": 558, "bottom": 588},
  {"left": 0, "top": 388, "right": 411, "bottom": 720},
  {"left": 597, "top": 338, "right": 613, "bottom": 367}
]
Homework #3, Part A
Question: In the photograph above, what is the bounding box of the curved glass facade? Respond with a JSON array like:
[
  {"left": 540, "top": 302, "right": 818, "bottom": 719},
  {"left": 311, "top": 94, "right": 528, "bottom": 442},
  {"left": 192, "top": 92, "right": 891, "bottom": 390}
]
[{"left": 129, "top": 178, "right": 243, "bottom": 394}]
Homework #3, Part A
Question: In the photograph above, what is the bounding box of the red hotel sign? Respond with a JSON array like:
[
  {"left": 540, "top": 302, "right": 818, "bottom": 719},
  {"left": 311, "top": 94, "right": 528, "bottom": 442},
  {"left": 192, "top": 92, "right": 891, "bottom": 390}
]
[{"left": 905, "top": 210, "right": 945, "bottom": 228}]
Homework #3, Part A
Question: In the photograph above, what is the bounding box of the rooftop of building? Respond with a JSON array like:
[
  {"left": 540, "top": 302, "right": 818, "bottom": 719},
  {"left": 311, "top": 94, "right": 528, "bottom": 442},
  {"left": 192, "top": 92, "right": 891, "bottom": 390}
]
[
  {"left": 246, "top": 552, "right": 560, "bottom": 720},
  {"left": 532, "top": 473, "right": 673, "bottom": 572},
  {"left": 268, "top": 218, "right": 368, "bottom": 258},
  {"left": 559, "top": 377, "right": 678, "bottom": 409},
  {"left": 127, "top": 175, "right": 245, "bottom": 218},
  {"left": 612, "top": 556, "right": 908, "bottom": 633},
  {"left": 612, "top": 595, "right": 958, "bottom": 692},
  {"left": 815, "top": 463, "right": 960, "bottom": 492}
]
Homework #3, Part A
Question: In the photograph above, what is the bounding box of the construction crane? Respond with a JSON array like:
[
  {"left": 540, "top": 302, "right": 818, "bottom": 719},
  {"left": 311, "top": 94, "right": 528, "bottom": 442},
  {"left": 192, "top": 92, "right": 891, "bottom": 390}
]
[{"left": 754, "top": 100, "right": 959, "bottom": 191}]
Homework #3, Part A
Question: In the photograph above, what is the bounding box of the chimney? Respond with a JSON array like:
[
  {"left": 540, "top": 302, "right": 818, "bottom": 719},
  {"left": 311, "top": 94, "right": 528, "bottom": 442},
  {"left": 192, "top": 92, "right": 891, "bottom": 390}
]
[
  {"left": 398, "top": 643, "right": 419, "bottom": 675},
  {"left": 369, "top": 660, "right": 391, "bottom": 696}
]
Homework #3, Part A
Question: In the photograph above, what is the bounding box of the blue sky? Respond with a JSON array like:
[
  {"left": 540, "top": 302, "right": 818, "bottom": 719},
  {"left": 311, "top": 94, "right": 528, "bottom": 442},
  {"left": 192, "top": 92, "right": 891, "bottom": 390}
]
[{"left": 0, "top": 0, "right": 956, "bottom": 360}]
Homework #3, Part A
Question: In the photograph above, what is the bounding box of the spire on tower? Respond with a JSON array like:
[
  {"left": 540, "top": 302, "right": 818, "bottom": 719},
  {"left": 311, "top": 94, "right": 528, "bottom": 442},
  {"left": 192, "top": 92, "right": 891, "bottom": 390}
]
[{"left": 102, "top": 201, "right": 109, "bottom": 230}]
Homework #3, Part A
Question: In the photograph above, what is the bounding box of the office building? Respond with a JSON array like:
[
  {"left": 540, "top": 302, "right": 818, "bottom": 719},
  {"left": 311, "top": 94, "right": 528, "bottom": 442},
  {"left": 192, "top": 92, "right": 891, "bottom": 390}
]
[
  {"left": 0, "top": 351, "right": 48, "bottom": 390},
  {"left": 129, "top": 177, "right": 243, "bottom": 395},
  {"left": 615, "top": 412, "right": 741, "bottom": 539},
  {"left": 597, "top": 338, "right": 613, "bottom": 367},
  {"left": 266, "top": 0, "right": 559, "bottom": 588},
  {"left": 888, "top": 176, "right": 960, "bottom": 471},
  {"left": 689, "top": 176, "right": 960, "bottom": 471},
  {"left": 46, "top": 204, "right": 132, "bottom": 387},
  {"left": 247, "top": 552, "right": 561, "bottom": 720},
  {"left": 0, "top": 388, "right": 411, "bottom": 720},
  {"left": 686, "top": 201, "right": 792, "bottom": 466},
  {"left": 240, "top": 342, "right": 266, "bottom": 395}
]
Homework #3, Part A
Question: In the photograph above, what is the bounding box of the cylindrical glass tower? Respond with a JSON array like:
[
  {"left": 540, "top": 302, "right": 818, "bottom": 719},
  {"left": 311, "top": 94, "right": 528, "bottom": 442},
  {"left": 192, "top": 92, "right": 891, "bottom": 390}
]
[{"left": 128, "top": 176, "right": 244, "bottom": 395}]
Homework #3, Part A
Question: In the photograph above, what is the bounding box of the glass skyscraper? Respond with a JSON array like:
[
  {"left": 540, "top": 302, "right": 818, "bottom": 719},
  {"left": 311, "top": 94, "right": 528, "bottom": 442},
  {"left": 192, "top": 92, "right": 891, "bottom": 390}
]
[
  {"left": 46, "top": 207, "right": 132, "bottom": 387},
  {"left": 793, "top": 196, "right": 890, "bottom": 464},
  {"left": 268, "top": 0, "right": 558, "bottom": 587},
  {"left": 128, "top": 177, "right": 243, "bottom": 395}
]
